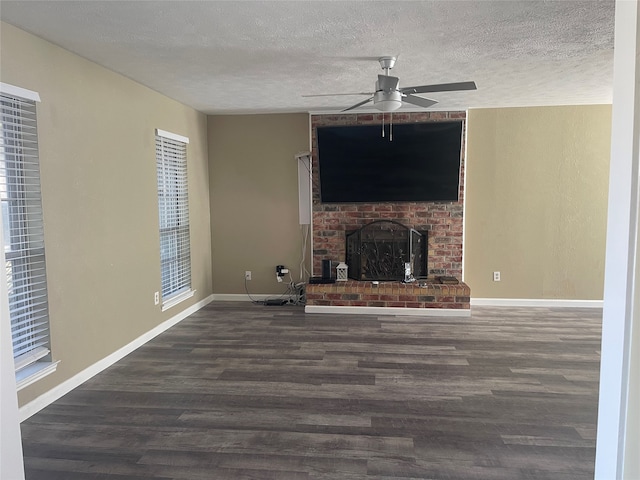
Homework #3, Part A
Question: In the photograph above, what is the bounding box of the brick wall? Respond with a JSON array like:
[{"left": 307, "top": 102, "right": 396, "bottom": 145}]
[{"left": 311, "top": 111, "right": 466, "bottom": 278}]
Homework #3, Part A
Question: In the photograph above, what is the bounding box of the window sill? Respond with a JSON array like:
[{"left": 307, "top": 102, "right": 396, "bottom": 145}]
[
  {"left": 16, "top": 360, "right": 60, "bottom": 391},
  {"left": 162, "top": 289, "right": 195, "bottom": 312}
]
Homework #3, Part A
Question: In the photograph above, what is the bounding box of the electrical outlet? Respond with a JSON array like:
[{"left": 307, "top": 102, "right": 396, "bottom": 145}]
[
  {"left": 154, "top": 291, "right": 160, "bottom": 305},
  {"left": 493, "top": 271, "right": 501, "bottom": 282},
  {"left": 245, "top": 271, "right": 252, "bottom": 281},
  {"left": 276, "top": 265, "right": 288, "bottom": 282}
]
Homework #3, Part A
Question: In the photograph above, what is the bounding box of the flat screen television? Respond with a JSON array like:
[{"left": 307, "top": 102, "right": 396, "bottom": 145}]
[{"left": 317, "top": 121, "right": 463, "bottom": 203}]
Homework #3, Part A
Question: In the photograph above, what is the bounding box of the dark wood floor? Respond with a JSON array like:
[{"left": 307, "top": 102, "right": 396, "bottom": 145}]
[{"left": 21, "top": 302, "right": 602, "bottom": 480}]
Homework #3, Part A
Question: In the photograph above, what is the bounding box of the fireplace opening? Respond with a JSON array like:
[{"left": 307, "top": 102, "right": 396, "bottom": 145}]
[{"left": 346, "top": 220, "right": 427, "bottom": 281}]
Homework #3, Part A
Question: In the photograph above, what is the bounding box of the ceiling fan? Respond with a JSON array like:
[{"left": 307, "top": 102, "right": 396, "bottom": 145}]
[{"left": 304, "top": 56, "right": 477, "bottom": 112}]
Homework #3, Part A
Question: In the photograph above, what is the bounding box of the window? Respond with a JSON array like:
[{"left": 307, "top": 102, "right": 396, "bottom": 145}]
[
  {"left": 0, "top": 83, "right": 57, "bottom": 389},
  {"left": 155, "top": 129, "right": 193, "bottom": 310}
]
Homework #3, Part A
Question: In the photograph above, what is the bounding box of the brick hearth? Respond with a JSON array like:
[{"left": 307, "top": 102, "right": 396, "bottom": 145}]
[{"left": 306, "top": 280, "right": 470, "bottom": 309}]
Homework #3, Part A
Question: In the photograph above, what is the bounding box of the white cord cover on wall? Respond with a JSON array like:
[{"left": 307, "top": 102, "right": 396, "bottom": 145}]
[{"left": 297, "top": 152, "right": 311, "bottom": 225}]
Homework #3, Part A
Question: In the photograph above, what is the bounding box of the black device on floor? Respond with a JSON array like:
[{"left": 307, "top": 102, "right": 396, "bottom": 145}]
[{"left": 264, "top": 298, "right": 288, "bottom": 306}]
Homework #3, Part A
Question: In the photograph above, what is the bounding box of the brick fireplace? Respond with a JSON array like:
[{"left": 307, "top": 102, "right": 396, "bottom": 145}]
[{"left": 307, "top": 111, "right": 470, "bottom": 314}]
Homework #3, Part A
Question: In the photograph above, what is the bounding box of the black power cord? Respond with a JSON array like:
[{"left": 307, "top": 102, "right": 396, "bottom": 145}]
[{"left": 245, "top": 272, "right": 306, "bottom": 306}]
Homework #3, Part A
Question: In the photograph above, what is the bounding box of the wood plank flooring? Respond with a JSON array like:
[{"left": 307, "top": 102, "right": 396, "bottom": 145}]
[{"left": 21, "top": 303, "right": 602, "bottom": 479}]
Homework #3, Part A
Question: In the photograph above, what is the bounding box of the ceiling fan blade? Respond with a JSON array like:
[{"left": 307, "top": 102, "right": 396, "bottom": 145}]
[
  {"left": 342, "top": 56, "right": 386, "bottom": 61},
  {"left": 342, "top": 97, "right": 374, "bottom": 112},
  {"left": 377, "top": 75, "right": 399, "bottom": 92},
  {"left": 401, "top": 81, "right": 477, "bottom": 95},
  {"left": 302, "top": 92, "right": 373, "bottom": 97},
  {"left": 402, "top": 94, "right": 438, "bottom": 109}
]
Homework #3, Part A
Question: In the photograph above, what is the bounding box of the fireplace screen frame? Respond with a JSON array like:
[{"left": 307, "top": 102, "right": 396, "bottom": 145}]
[{"left": 345, "top": 220, "right": 428, "bottom": 281}]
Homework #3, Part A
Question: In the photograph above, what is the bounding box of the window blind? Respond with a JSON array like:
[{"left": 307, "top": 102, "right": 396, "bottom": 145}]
[
  {"left": 0, "top": 91, "right": 51, "bottom": 372},
  {"left": 156, "top": 131, "right": 191, "bottom": 302}
]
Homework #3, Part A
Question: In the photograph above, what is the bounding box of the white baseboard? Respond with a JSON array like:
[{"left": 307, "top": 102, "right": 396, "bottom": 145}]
[
  {"left": 215, "top": 294, "right": 603, "bottom": 310},
  {"left": 305, "top": 305, "right": 471, "bottom": 317},
  {"left": 213, "top": 293, "right": 302, "bottom": 302},
  {"left": 19, "top": 294, "right": 215, "bottom": 422},
  {"left": 211, "top": 293, "right": 270, "bottom": 301},
  {"left": 471, "top": 298, "right": 603, "bottom": 308}
]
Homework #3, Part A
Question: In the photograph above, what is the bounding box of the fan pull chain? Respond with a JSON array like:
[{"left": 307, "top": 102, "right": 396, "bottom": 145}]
[
  {"left": 382, "top": 112, "right": 385, "bottom": 138},
  {"left": 390, "top": 112, "right": 393, "bottom": 141}
]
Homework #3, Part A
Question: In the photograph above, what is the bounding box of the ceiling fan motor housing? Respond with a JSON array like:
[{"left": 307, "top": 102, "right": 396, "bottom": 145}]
[
  {"left": 374, "top": 65, "right": 403, "bottom": 111},
  {"left": 374, "top": 89, "right": 402, "bottom": 111}
]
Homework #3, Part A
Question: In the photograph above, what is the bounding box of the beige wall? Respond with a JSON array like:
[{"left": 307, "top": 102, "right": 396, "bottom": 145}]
[
  {"left": 1, "top": 22, "right": 213, "bottom": 406},
  {"left": 208, "top": 114, "right": 310, "bottom": 294},
  {"left": 464, "top": 105, "right": 611, "bottom": 299}
]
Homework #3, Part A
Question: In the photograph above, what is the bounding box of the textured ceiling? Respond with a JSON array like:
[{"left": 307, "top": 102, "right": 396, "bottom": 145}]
[{"left": 0, "top": 1, "right": 615, "bottom": 115}]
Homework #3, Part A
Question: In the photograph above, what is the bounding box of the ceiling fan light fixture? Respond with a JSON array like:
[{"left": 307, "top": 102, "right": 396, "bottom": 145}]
[
  {"left": 374, "top": 90, "right": 402, "bottom": 111},
  {"left": 375, "top": 100, "right": 402, "bottom": 112}
]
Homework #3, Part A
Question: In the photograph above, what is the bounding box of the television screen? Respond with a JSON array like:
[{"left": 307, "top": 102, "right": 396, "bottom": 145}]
[{"left": 317, "top": 121, "right": 463, "bottom": 203}]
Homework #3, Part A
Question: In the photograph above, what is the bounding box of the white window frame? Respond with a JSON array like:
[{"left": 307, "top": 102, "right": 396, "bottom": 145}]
[
  {"left": 0, "top": 82, "right": 58, "bottom": 390},
  {"left": 155, "top": 129, "right": 194, "bottom": 311}
]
